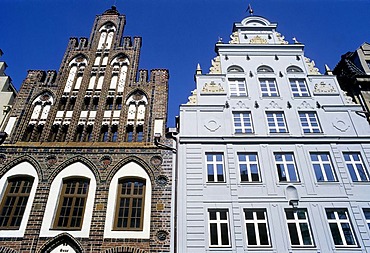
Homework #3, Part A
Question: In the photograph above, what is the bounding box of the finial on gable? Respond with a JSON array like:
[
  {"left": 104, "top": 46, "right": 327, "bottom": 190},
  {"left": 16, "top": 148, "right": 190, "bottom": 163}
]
[{"left": 247, "top": 4, "right": 254, "bottom": 16}]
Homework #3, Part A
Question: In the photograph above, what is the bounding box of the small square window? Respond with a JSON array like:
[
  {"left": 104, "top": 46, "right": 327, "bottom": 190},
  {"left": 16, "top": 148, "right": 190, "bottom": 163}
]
[
  {"left": 229, "top": 79, "right": 247, "bottom": 96},
  {"left": 266, "top": 112, "right": 288, "bottom": 133},
  {"left": 259, "top": 78, "right": 279, "bottom": 97},
  {"left": 299, "top": 112, "right": 321, "bottom": 133},
  {"left": 233, "top": 112, "right": 253, "bottom": 134},
  {"left": 290, "top": 79, "right": 310, "bottom": 97}
]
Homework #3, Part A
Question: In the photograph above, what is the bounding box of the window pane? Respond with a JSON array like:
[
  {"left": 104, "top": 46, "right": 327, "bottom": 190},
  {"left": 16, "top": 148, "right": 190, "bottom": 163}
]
[
  {"left": 288, "top": 223, "right": 300, "bottom": 245},
  {"left": 246, "top": 224, "right": 257, "bottom": 245}
]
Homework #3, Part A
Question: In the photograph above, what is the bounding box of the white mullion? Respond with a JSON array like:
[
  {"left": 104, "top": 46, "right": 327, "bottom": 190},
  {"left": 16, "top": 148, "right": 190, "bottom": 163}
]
[
  {"left": 283, "top": 155, "right": 291, "bottom": 181},
  {"left": 247, "top": 155, "right": 253, "bottom": 182},
  {"left": 349, "top": 155, "right": 363, "bottom": 181},
  {"left": 273, "top": 113, "right": 279, "bottom": 132},
  {"left": 334, "top": 211, "right": 348, "bottom": 246},
  {"left": 294, "top": 212, "right": 304, "bottom": 245},
  {"left": 216, "top": 212, "right": 222, "bottom": 245},
  {"left": 253, "top": 212, "right": 261, "bottom": 245},
  {"left": 317, "top": 154, "right": 328, "bottom": 181}
]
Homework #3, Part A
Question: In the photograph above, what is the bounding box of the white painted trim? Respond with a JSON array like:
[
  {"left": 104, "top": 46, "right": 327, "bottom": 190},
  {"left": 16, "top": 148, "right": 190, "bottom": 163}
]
[
  {"left": 104, "top": 161, "right": 152, "bottom": 239},
  {"left": 0, "top": 162, "right": 39, "bottom": 237},
  {"left": 39, "top": 162, "right": 96, "bottom": 238}
]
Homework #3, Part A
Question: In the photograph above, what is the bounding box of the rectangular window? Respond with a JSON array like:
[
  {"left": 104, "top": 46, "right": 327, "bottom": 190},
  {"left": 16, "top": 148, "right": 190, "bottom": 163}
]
[
  {"left": 229, "top": 79, "right": 247, "bottom": 96},
  {"left": 266, "top": 112, "right": 288, "bottom": 133},
  {"left": 206, "top": 153, "right": 225, "bottom": 182},
  {"left": 233, "top": 112, "right": 253, "bottom": 134},
  {"left": 209, "top": 210, "right": 230, "bottom": 247},
  {"left": 238, "top": 153, "right": 260, "bottom": 182},
  {"left": 244, "top": 209, "right": 270, "bottom": 246},
  {"left": 343, "top": 152, "right": 370, "bottom": 182},
  {"left": 259, "top": 78, "right": 279, "bottom": 97},
  {"left": 285, "top": 209, "right": 314, "bottom": 246},
  {"left": 310, "top": 152, "right": 337, "bottom": 182},
  {"left": 299, "top": 112, "right": 321, "bottom": 133},
  {"left": 326, "top": 209, "right": 357, "bottom": 247},
  {"left": 274, "top": 153, "right": 299, "bottom": 182},
  {"left": 0, "top": 177, "right": 34, "bottom": 229},
  {"left": 290, "top": 79, "right": 310, "bottom": 97},
  {"left": 54, "top": 178, "right": 89, "bottom": 229},
  {"left": 363, "top": 209, "right": 370, "bottom": 230}
]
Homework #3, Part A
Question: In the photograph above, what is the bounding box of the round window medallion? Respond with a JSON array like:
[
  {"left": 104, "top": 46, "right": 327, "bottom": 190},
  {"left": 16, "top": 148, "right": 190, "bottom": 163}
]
[
  {"left": 156, "top": 230, "right": 168, "bottom": 241},
  {"left": 46, "top": 155, "right": 57, "bottom": 166},
  {"left": 100, "top": 156, "right": 112, "bottom": 167},
  {"left": 156, "top": 175, "right": 168, "bottom": 187},
  {"left": 150, "top": 156, "right": 163, "bottom": 167}
]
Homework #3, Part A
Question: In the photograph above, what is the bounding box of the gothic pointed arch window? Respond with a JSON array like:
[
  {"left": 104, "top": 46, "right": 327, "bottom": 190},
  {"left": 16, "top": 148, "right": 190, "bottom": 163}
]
[
  {"left": 97, "top": 23, "right": 117, "bottom": 50},
  {"left": 64, "top": 56, "right": 87, "bottom": 93},
  {"left": 110, "top": 55, "right": 130, "bottom": 92},
  {"left": 125, "top": 91, "right": 148, "bottom": 142}
]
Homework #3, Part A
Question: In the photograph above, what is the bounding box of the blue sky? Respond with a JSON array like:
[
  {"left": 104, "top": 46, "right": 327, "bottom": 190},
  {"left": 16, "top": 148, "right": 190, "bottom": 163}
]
[{"left": 1, "top": 0, "right": 370, "bottom": 126}]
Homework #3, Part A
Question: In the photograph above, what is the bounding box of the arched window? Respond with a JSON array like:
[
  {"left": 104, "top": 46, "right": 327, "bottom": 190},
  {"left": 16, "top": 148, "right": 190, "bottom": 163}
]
[
  {"left": 97, "top": 23, "right": 117, "bottom": 50},
  {"left": 257, "top": 65, "right": 274, "bottom": 73},
  {"left": 0, "top": 176, "right": 34, "bottom": 229},
  {"left": 50, "top": 125, "right": 59, "bottom": 142},
  {"left": 125, "top": 91, "right": 147, "bottom": 142},
  {"left": 84, "top": 125, "right": 93, "bottom": 142},
  {"left": 74, "top": 125, "right": 84, "bottom": 142},
  {"left": 100, "top": 125, "right": 109, "bottom": 142},
  {"left": 227, "top": 65, "right": 244, "bottom": 73},
  {"left": 106, "top": 97, "right": 114, "bottom": 110},
  {"left": 53, "top": 177, "right": 90, "bottom": 229},
  {"left": 287, "top": 65, "right": 303, "bottom": 73},
  {"left": 110, "top": 56, "right": 130, "bottom": 92},
  {"left": 28, "top": 92, "right": 54, "bottom": 135},
  {"left": 22, "top": 125, "right": 34, "bottom": 142},
  {"left": 114, "top": 178, "right": 146, "bottom": 230},
  {"left": 64, "top": 56, "right": 87, "bottom": 92},
  {"left": 104, "top": 162, "right": 152, "bottom": 238}
]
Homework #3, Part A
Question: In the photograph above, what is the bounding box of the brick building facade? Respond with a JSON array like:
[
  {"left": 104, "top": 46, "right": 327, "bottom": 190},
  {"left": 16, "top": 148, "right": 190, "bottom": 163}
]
[{"left": 0, "top": 6, "right": 172, "bottom": 253}]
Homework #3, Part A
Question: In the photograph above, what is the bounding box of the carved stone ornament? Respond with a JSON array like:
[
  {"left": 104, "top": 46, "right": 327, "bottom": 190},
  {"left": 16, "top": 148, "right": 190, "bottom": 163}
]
[
  {"left": 151, "top": 155, "right": 163, "bottom": 167},
  {"left": 276, "top": 32, "right": 288, "bottom": 44},
  {"left": 204, "top": 120, "right": 221, "bottom": 132},
  {"left": 304, "top": 57, "right": 321, "bottom": 75},
  {"left": 297, "top": 101, "right": 314, "bottom": 109},
  {"left": 229, "top": 31, "right": 240, "bottom": 44},
  {"left": 250, "top": 35, "right": 268, "bottom": 44},
  {"left": 209, "top": 56, "right": 221, "bottom": 74},
  {"left": 314, "top": 82, "right": 336, "bottom": 93},
  {"left": 157, "top": 230, "right": 168, "bottom": 242},
  {"left": 0, "top": 154, "right": 6, "bottom": 164},
  {"left": 232, "top": 101, "right": 249, "bottom": 110},
  {"left": 332, "top": 119, "right": 350, "bottom": 132},
  {"left": 201, "top": 81, "right": 225, "bottom": 93},
  {"left": 46, "top": 155, "right": 57, "bottom": 166},
  {"left": 265, "top": 101, "right": 281, "bottom": 109},
  {"left": 75, "top": 56, "right": 85, "bottom": 62},
  {"left": 156, "top": 175, "right": 169, "bottom": 187},
  {"left": 100, "top": 155, "right": 112, "bottom": 167},
  {"left": 186, "top": 89, "right": 197, "bottom": 105}
]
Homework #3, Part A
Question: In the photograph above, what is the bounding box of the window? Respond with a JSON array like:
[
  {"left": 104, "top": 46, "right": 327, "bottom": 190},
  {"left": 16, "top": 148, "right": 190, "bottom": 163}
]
[
  {"left": 59, "top": 125, "right": 69, "bottom": 142},
  {"left": 106, "top": 98, "right": 114, "bottom": 110},
  {"left": 274, "top": 153, "right": 299, "bottom": 182},
  {"left": 229, "top": 79, "right": 247, "bottom": 96},
  {"left": 233, "top": 112, "right": 253, "bottom": 134},
  {"left": 100, "top": 126, "right": 109, "bottom": 142},
  {"left": 363, "top": 209, "right": 370, "bottom": 230},
  {"left": 290, "top": 79, "right": 310, "bottom": 97},
  {"left": 34, "top": 125, "right": 43, "bottom": 142},
  {"left": 257, "top": 65, "right": 274, "bottom": 73},
  {"left": 0, "top": 177, "right": 34, "bottom": 229},
  {"left": 50, "top": 125, "right": 59, "bottom": 142},
  {"left": 259, "top": 78, "right": 279, "bottom": 97},
  {"left": 111, "top": 125, "right": 118, "bottom": 142},
  {"left": 244, "top": 209, "right": 270, "bottom": 246},
  {"left": 22, "top": 125, "right": 34, "bottom": 142},
  {"left": 343, "top": 152, "right": 369, "bottom": 182},
  {"left": 83, "top": 97, "right": 90, "bottom": 110},
  {"left": 67, "top": 97, "right": 76, "bottom": 111},
  {"left": 266, "top": 112, "right": 288, "bottom": 133},
  {"left": 299, "top": 112, "right": 321, "bottom": 133},
  {"left": 126, "top": 125, "right": 134, "bottom": 142},
  {"left": 238, "top": 153, "right": 260, "bottom": 182},
  {"left": 92, "top": 97, "right": 99, "bottom": 110},
  {"left": 53, "top": 178, "right": 89, "bottom": 229},
  {"left": 310, "top": 152, "right": 337, "bottom": 182},
  {"left": 114, "top": 178, "right": 145, "bottom": 230},
  {"left": 285, "top": 209, "right": 314, "bottom": 246},
  {"left": 84, "top": 125, "right": 93, "bottom": 142},
  {"left": 58, "top": 97, "right": 67, "bottom": 110},
  {"left": 74, "top": 125, "right": 84, "bottom": 142},
  {"left": 115, "top": 97, "right": 122, "bottom": 110},
  {"left": 209, "top": 210, "right": 230, "bottom": 247},
  {"left": 326, "top": 209, "right": 357, "bottom": 247},
  {"left": 206, "top": 153, "right": 225, "bottom": 182},
  {"left": 136, "top": 125, "right": 143, "bottom": 142}
]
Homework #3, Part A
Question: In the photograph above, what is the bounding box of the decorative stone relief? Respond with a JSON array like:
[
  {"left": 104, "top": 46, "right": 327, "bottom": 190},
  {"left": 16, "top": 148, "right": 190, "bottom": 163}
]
[
  {"left": 100, "top": 155, "right": 112, "bottom": 167},
  {"left": 276, "top": 32, "right": 288, "bottom": 44},
  {"left": 304, "top": 57, "right": 321, "bottom": 75},
  {"left": 201, "top": 81, "right": 225, "bottom": 93},
  {"left": 186, "top": 89, "right": 197, "bottom": 105},
  {"left": 156, "top": 175, "right": 169, "bottom": 187},
  {"left": 209, "top": 56, "right": 221, "bottom": 74},
  {"left": 204, "top": 120, "right": 221, "bottom": 132},
  {"left": 265, "top": 101, "right": 281, "bottom": 109},
  {"left": 151, "top": 155, "right": 163, "bottom": 167},
  {"left": 313, "top": 82, "right": 336, "bottom": 93},
  {"left": 332, "top": 119, "right": 350, "bottom": 132},
  {"left": 46, "top": 155, "right": 57, "bottom": 166},
  {"left": 232, "top": 101, "right": 249, "bottom": 110},
  {"left": 250, "top": 35, "right": 268, "bottom": 44},
  {"left": 297, "top": 101, "right": 314, "bottom": 109},
  {"left": 343, "top": 92, "right": 355, "bottom": 104},
  {"left": 156, "top": 230, "right": 168, "bottom": 242},
  {"left": 229, "top": 31, "right": 239, "bottom": 44},
  {"left": 0, "top": 154, "right": 6, "bottom": 164}
]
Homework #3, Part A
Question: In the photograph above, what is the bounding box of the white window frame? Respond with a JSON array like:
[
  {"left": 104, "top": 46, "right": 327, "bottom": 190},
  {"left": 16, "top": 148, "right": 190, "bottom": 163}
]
[
  {"left": 229, "top": 78, "right": 247, "bottom": 96},
  {"left": 206, "top": 153, "right": 225, "bottom": 183},
  {"left": 259, "top": 78, "right": 279, "bottom": 97},
  {"left": 244, "top": 209, "right": 271, "bottom": 246},
  {"left": 274, "top": 153, "right": 299, "bottom": 182},
  {"left": 310, "top": 152, "right": 337, "bottom": 182},
  {"left": 299, "top": 112, "right": 322, "bottom": 133},
  {"left": 363, "top": 209, "right": 370, "bottom": 231},
  {"left": 343, "top": 152, "right": 370, "bottom": 182},
  {"left": 266, "top": 112, "right": 288, "bottom": 133},
  {"left": 285, "top": 209, "right": 314, "bottom": 246},
  {"left": 233, "top": 112, "right": 254, "bottom": 134},
  {"left": 208, "top": 209, "right": 231, "bottom": 247},
  {"left": 237, "top": 153, "right": 261, "bottom": 182},
  {"left": 289, "top": 78, "right": 310, "bottom": 97},
  {"left": 326, "top": 209, "right": 357, "bottom": 247}
]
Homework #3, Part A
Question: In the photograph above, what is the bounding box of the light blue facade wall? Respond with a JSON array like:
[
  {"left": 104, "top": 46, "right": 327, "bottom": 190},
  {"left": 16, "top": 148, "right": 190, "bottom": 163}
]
[{"left": 177, "top": 16, "right": 370, "bottom": 252}]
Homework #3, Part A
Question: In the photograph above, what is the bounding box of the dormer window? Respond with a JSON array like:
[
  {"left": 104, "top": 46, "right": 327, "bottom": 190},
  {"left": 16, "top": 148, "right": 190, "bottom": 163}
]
[
  {"left": 257, "top": 65, "right": 274, "bottom": 73},
  {"left": 227, "top": 65, "right": 244, "bottom": 73},
  {"left": 287, "top": 66, "right": 303, "bottom": 73}
]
